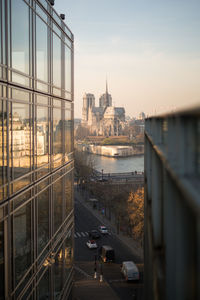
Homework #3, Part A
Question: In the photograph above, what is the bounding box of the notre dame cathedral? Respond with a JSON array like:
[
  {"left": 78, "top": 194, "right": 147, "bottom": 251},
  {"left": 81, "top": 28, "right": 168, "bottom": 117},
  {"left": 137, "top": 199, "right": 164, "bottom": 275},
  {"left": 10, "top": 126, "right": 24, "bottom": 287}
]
[{"left": 81, "top": 82, "right": 125, "bottom": 136}]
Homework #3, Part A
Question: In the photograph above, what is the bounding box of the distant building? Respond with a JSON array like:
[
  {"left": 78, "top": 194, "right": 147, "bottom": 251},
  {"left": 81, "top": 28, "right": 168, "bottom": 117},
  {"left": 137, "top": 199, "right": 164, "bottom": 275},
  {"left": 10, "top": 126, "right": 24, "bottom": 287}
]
[
  {"left": 82, "top": 82, "right": 125, "bottom": 136},
  {"left": 138, "top": 112, "right": 146, "bottom": 120}
]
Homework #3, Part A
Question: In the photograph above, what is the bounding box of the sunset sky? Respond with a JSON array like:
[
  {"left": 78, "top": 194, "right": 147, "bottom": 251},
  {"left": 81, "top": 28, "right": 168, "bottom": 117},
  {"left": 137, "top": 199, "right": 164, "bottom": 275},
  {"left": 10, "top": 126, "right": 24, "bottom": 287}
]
[{"left": 55, "top": 0, "right": 200, "bottom": 118}]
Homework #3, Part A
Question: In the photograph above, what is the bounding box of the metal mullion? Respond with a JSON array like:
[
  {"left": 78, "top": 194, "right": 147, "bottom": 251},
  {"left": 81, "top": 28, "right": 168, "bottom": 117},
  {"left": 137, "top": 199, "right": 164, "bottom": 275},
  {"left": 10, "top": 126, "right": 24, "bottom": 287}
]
[{"left": 34, "top": 93, "right": 36, "bottom": 177}]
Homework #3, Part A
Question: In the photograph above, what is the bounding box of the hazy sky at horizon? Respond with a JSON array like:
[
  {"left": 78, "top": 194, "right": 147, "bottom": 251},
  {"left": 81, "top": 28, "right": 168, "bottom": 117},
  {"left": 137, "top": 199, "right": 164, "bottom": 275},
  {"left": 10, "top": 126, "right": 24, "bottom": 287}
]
[{"left": 54, "top": 0, "right": 200, "bottom": 118}]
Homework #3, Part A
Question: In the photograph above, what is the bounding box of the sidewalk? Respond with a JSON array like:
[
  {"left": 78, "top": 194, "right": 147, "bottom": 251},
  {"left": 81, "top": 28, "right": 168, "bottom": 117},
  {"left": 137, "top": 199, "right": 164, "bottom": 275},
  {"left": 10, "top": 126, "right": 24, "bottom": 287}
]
[
  {"left": 75, "top": 188, "right": 143, "bottom": 262},
  {"left": 73, "top": 279, "right": 120, "bottom": 300}
]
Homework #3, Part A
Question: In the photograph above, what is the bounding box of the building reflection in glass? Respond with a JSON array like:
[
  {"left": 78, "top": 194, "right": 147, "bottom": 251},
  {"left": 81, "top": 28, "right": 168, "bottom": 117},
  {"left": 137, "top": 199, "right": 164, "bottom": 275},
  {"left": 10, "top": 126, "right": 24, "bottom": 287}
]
[{"left": 0, "top": 0, "right": 74, "bottom": 298}]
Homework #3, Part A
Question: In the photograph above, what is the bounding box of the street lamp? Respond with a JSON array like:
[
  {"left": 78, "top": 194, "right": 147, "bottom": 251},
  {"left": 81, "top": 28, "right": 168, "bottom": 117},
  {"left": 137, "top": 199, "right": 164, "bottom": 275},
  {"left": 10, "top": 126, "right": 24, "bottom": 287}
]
[
  {"left": 94, "top": 255, "right": 97, "bottom": 279},
  {"left": 101, "top": 169, "right": 103, "bottom": 181}
]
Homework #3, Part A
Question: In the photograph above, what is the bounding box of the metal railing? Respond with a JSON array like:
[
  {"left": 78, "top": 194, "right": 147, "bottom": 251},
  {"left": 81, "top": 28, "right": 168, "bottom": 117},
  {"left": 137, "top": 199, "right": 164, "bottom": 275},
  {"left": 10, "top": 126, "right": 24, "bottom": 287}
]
[{"left": 144, "top": 106, "right": 200, "bottom": 300}]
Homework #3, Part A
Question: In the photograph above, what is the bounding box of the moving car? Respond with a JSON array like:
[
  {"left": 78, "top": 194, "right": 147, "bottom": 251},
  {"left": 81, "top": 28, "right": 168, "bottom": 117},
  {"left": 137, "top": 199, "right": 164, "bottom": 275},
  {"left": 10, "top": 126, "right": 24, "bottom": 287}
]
[
  {"left": 98, "top": 225, "right": 108, "bottom": 234},
  {"left": 121, "top": 261, "right": 140, "bottom": 281},
  {"left": 88, "top": 230, "right": 100, "bottom": 239},
  {"left": 99, "top": 245, "right": 115, "bottom": 262},
  {"left": 86, "top": 240, "right": 98, "bottom": 249}
]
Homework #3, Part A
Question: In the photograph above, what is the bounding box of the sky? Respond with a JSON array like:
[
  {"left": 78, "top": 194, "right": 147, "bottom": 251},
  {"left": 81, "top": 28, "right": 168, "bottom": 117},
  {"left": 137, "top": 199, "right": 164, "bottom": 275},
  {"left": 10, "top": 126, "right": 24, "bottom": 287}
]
[{"left": 54, "top": 0, "right": 200, "bottom": 118}]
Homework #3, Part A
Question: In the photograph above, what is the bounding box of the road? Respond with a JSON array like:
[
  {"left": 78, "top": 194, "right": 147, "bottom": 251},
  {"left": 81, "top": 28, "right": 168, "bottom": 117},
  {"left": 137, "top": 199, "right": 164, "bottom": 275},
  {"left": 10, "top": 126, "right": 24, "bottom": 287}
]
[{"left": 74, "top": 196, "right": 144, "bottom": 300}]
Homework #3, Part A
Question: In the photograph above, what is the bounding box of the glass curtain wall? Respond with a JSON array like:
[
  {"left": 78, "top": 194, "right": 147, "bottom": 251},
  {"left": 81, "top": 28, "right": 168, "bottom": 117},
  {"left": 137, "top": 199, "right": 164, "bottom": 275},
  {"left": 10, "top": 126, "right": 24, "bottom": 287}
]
[{"left": 0, "top": 0, "right": 74, "bottom": 299}]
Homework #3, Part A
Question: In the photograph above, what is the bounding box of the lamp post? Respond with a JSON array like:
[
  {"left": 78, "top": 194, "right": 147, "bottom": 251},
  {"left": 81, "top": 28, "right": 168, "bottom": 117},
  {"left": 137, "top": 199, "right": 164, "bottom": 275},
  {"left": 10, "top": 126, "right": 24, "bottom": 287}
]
[
  {"left": 94, "top": 255, "right": 97, "bottom": 279},
  {"left": 100, "top": 262, "right": 103, "bottom": 282}
]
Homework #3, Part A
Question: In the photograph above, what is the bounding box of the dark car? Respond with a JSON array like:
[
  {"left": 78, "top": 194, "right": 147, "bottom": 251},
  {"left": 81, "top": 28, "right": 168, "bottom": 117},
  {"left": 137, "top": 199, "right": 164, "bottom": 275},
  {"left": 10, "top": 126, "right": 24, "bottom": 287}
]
[
  {"left": 99, "top": 245, "right": 115, "bottom": 262},
  {"left": 88, "top": 230, "right": 100, "bottom": 239}
]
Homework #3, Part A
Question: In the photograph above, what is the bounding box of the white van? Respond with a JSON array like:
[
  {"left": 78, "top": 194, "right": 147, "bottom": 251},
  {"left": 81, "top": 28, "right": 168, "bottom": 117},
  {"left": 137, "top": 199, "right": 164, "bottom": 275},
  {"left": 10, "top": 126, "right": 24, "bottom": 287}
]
[{"left": 121, "top": 261, "right": 139, "bottom": 281}]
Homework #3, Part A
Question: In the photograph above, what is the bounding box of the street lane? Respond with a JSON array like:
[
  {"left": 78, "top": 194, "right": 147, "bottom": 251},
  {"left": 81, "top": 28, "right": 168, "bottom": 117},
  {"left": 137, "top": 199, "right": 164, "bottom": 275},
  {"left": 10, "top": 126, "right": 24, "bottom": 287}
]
[{"left": 74, "top": 197, "right": 144, "bottom": 300}]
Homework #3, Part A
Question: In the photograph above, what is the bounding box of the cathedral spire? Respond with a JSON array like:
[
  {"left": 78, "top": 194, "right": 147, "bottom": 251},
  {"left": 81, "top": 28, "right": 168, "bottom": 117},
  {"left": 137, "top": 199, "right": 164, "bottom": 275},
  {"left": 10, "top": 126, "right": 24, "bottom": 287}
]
[
  {"left": 106, "top": 79, "right": 108, "bottom": 94},
  {"left": 106, "top": 79, "right": 109, "bottom": 106}
]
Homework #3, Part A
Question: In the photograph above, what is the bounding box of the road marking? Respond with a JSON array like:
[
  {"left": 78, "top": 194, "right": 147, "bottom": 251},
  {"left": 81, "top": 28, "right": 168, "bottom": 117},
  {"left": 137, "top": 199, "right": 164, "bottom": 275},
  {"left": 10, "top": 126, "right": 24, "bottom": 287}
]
[
  {"left": 81, "top": 232, "right": 85, "bottom": 237},
  {"left": 74, "top": 234, "right": 77, "bottom": 238},
  {"left": 76, "top": 232, "right": 81, "bottom": 237},
  {"left": 85, "top": 232, "right": 89, "bottom": 235}
]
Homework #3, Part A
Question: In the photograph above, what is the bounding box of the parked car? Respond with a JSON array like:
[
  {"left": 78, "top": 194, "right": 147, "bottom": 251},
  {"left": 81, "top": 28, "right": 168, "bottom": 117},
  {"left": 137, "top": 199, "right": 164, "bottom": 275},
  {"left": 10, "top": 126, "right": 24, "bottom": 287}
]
[
  {"left": 86, "top": 240, "right": 98, "bottom": 249},
  {"left": 99, "top": 245, "right": 115, "bottom": 262},
  {"left": 121, "top": 261, "right": 139, "bottom": 281},
  {"left": 98, "top": 225, "right": 108, "bottom": 234},
  {"left": 88, "top": 230, "right": 100, "bottom": 239}
]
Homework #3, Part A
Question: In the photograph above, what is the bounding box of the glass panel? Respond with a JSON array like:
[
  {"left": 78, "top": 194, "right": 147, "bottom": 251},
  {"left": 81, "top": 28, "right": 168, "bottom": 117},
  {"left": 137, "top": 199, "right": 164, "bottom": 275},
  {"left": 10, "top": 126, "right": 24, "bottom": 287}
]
[
  {"left": 0, "top": 221, "right": 4, "bottom": 299},
  {"left": 54, "top": 244, "right": 64, "bottom": 299},
  {"left": 36, "top": 106, "right": 49, "bottom": 170},
  {"left": 37, "top": 269, "right": 50, "bottom": 300},
  {"left": 65, "top": 172, "right": 72, "bottom": 216},
  {"left": 0, "top": 2, "right": 2, "bottom": 64},
  {"left": 13, "top": 190, "right": 31, "bottom": 211},
  {"left": 65, "top": 110, "right": 72, "bottom": 154},
  {"left": 38, "top": 0, "right": 48, "bottom": 10},
  {"left": 36, "top": 16, "right": 48, "bottom": 82},
  {"left": 53, "top": 34, "right": 61, "bottom": 88},
  {"left": 37, "top": 188, "right": 49, "bottom": 258},
  {"left": 11, "top": 0, "right": 29, "bottom": 74},
  {"left": 2, "top": 0, "right": 6, "bottom": 65},
  {"left": 53, "top": 177, "right": 62, "bottom": 233},
  {"left": 53, "top": 99, "right": 61, "bottom": 107},
  {"left": 36, "top": 4, "right": 48, "bottom": 22},
  {"left": 12, "top": 88, "right": 29, "bottom": 102},
  {"left": 37, "top": 95, "right": 48, "bottom": 106},
  {"left": 64, "top": 230, "right": 73, "bottom": 280},
  {"left": 10, "top": 102, "right": 31, "bottom": 181},
  {"left": 13, "top": 201, "right": 32, "bottom": 286},
  {"left": 0, "top": 98, "right": 7, "bottom": 201},
  {"left": 65, "top": 46, "right": 71, "bottom": 92},
  {"left": 53, "top": 108, "right": 62, "bottom": 157}
]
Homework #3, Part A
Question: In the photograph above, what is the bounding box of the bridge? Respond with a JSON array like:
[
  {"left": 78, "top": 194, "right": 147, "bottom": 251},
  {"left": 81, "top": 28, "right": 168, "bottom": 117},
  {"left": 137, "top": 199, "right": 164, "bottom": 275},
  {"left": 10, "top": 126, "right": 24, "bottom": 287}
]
[{"left": 92, "top": 170, "right": 144, "bottom": 184}]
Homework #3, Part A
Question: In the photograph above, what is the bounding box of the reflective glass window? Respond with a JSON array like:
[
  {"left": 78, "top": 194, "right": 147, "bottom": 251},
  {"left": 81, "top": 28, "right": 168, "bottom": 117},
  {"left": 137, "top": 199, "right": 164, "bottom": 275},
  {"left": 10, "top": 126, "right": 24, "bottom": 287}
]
[
  {"left": 0, "top": 99, "right": 7, "bottom": 201},
  {"left": 0, "top": 221, "right": 4, "bottom": 299},
  {"left": 65, "top": 46, "right": 71, "bottom": 92},
  {"left": 65, "top": 172, "right": 72, "bottom": 215},
  {"left": 64, "top": 231, "right": 73, "bottom": 280},
  {"left": 37, "top": 270, "right": 50, "bottom": 299},
  {"left": 53, "top": 178, "right": 62, "bottom": 233},
  {"left": 36, "top": 16, "right": 48, "bottom": 82},
  {"left": 54, "top": 244, "right": 64, "bottom": 299},
  {"left": 13, "top": 202, "right": 32, "bottom": 286},
  {"left": 53, "top": 34, "right": 61, "bottom": 88},
  {"left": 37, "top": 95, "right": 48, "bottom": 105},
  {"left": 10, "top": 102, "right": 31, "bottom": 181},
  {"left": 13, "top": 190, "right": 31, "bottom": 211},
  {"left": 53, "top": 108, "right": 62, "bottom": 157},
  {"left": 36, "top": 106, "right": 49, "bottom": 168},
  {"left": 0, "top": 3, "right": 2, "bottom": 64},
  {"left": 12, "top": 88, "right": 29, "bottom": 102},
  {"left": 65, "top": 110, "right": 72, "bottom": 154},
  {"left": 2, "top": 0, "right": 6, "bottom": 65},
  {"left": 11, "top": 0, "right": 29, "bottom": 74},
  {"left": 37, "top": 187, "right": 49, "bottom": 257}
]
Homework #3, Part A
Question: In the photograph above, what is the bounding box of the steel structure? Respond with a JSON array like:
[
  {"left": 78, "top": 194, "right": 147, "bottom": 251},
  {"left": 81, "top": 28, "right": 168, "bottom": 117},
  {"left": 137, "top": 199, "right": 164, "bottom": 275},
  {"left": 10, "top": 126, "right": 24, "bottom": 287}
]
[
  {"left": 144, "top": 107, "right": 200, "bottom": 300},
  {"left": 0, "top": 0, "right": 74, "bottom": 298}
]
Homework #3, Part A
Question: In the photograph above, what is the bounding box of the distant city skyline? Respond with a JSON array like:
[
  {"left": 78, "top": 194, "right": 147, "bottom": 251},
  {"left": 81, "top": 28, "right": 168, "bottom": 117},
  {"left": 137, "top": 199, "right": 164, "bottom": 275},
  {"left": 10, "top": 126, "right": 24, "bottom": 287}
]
[{"left": 55, "top": 0, "right": 200, "bottom": 118}]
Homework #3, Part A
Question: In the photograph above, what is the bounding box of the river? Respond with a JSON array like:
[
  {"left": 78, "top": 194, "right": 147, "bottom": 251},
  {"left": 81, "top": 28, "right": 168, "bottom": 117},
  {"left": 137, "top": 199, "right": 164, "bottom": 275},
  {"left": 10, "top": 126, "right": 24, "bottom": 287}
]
[{"left": 87, "top": 153, "right": 144, "bottom": 173}]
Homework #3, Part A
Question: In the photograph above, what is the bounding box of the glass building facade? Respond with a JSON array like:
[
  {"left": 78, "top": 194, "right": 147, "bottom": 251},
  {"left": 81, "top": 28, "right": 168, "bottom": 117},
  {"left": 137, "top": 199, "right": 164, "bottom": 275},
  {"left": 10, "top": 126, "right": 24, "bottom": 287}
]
[{"left": 0, "top": 0, "right": 74, "bottom": 298}]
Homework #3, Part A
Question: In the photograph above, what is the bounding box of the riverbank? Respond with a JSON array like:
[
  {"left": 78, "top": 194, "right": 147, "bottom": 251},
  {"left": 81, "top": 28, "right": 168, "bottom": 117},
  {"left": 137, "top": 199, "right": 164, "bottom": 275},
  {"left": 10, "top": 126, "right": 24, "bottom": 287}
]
[{"left": 76, "top": 143, "right": 144, "bottom": 158}]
